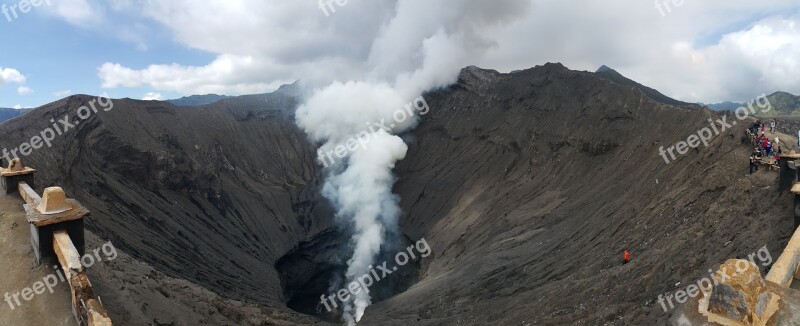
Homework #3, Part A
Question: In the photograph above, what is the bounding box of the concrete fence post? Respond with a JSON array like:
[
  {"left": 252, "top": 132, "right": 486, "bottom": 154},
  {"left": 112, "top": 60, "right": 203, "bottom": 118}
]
[
  {"left": 23, "top": 186, "right": 88, "bottom": 264},
  {"left": 0, "top": 158, "right": 35, "bottom": 194}
]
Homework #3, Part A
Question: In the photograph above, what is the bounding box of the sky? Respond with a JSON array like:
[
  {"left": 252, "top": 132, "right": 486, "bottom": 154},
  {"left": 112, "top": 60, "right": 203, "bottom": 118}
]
[{"left": 1, "top": 0, "right": 800, "bottom": 109}]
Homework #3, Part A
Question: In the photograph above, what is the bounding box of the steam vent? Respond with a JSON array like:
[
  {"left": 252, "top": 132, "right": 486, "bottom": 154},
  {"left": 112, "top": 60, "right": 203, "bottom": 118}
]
[{"left": 4, "top": 1, "right": 800, "bottom": 325}]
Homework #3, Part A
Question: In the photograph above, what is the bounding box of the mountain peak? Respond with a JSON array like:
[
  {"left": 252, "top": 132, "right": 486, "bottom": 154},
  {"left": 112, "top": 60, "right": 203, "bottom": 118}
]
[
  {"left": 769, "top": 91, "right": 797, "bottom": 97},
  {"left": 274, "top": 81, "right": 301, "bottom": 97},
  {"left": 596, "top": 65, "right": 613, "bottom": 73}
]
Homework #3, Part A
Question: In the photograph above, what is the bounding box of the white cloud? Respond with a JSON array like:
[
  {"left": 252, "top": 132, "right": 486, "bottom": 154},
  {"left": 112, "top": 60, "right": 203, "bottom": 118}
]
[
  {"left": 97, "top": 0, "right": 395, "bottom": 95},
  {"left": 141, "top": 92, "right": 163, "bottom": 101},
  {"left": 116, "top": 23, "right": 151, "bottom": 51},
  {"left": 43, "top": 0, "right": 104, "bottom": 26},
  {"left": 477, "top": 1, "right": 800, "bottom": 102},
  {"left": 39, "top": 0, "right": 156, "bottom": 51},
  {"left": 99, "top": 54, "right": 292, "bottom": 95},
  {"left": 0, "top": 68, "right": 26, "bottom": 85},
  {"left": 12, "top": 105, "right": 23, "bottom": 110},
  {"left": 53, "top": 90, "right": 72, "bottom": 97},
  {"left": 681, "top": 16, "right": 800, "bottom": 101},
  {"left": 612, "top": 14, "right": 800, "bottom": 102},
  {"left": 17, "top": 86, "right": 33, "bottom": 95},
  {"left": 97, "top": 0, "right": 527, "bottom": 95},
  {"left": 92, "top": 0, "right": 800, "bottom": 102}
]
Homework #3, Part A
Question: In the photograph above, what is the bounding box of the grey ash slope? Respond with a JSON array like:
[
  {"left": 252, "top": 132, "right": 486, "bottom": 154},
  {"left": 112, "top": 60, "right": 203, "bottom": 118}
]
[
  {"left": 368, "top": 63, "right": 790, "bottom": 324},
  {"left": 0, "top": 63, "right": 791, "bottom": 324},
  {"left": 0, "top": 92, "right": 333, "bottom": 324}
]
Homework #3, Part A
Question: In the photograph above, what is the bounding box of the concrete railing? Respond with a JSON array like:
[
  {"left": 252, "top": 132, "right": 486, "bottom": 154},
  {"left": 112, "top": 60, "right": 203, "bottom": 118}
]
[
  {"left": 772, "top": 172, "right": 800, "bottom": 288},
  {"left": 2, "top": 159, "right": 112, "bottom": 326},
  {"left": 765, "top": 224, "right": 800, "bottom": 287},
  {"left": 18, "top": 181, "right": 40, "bottom": 205}
]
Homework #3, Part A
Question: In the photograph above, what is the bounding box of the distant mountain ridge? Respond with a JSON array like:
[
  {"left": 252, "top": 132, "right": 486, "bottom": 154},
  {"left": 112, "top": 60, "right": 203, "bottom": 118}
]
[
  {"left": 166, "top": 82, "right": 301, "bottom": 107},
  {"left": 594, "top": 65, "right": 696, "bottom": 107},
  {"left": 705, "top": 91, "right": 800, "bottom": 116},
  {"left": 704, "top": 101, "right": 743, "bottom": 111},
  {"left": 167, "top": 94, "right": 231, "bottom": 106},
  {"left": 760, "top": 91, "right": 800, "bottom": 117},
  {"left": 0, "top": 107, "right": 31, "bottom": 124}
]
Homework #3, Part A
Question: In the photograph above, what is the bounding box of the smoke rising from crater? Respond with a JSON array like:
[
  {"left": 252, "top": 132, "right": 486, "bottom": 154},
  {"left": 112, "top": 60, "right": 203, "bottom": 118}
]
[{"left": 295, "top": 1, "right": 529, "bottom": 324}]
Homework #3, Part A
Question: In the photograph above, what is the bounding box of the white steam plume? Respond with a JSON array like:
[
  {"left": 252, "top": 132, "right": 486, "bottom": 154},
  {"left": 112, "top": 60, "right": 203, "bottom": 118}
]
[{"left": 295, "top": 1, "right": 530, "bottom": 324}]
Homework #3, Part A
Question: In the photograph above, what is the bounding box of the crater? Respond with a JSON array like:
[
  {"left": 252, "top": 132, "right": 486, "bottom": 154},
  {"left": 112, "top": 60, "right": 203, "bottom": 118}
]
[{"left": 275, "top": 229, "right": 427, "bottom": 323}]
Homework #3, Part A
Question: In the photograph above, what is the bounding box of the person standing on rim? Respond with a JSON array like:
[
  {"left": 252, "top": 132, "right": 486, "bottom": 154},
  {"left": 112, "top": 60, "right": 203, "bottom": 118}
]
[{"left": 623, "top": 250, "right": 630, "bottom": 265}]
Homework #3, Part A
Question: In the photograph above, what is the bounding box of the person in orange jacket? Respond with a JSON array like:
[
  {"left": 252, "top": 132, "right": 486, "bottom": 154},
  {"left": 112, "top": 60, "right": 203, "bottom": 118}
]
[{"left": 623, "top": 250, "right": 630, "bottom": 265}]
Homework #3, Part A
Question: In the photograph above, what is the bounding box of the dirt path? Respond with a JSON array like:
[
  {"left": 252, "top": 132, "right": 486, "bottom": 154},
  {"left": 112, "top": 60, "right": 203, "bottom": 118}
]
[{"left": 0, "top": 194, "right": 74, "bottom": 325}]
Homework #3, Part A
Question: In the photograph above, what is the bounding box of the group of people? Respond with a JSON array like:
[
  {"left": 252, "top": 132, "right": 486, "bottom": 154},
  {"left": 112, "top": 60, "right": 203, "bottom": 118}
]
[
  {"left": 751, "top": 119, "right": 778, "bottom": 135},
  {"left": 749, "top": 132, "right": 782, "bottom": 174}
]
